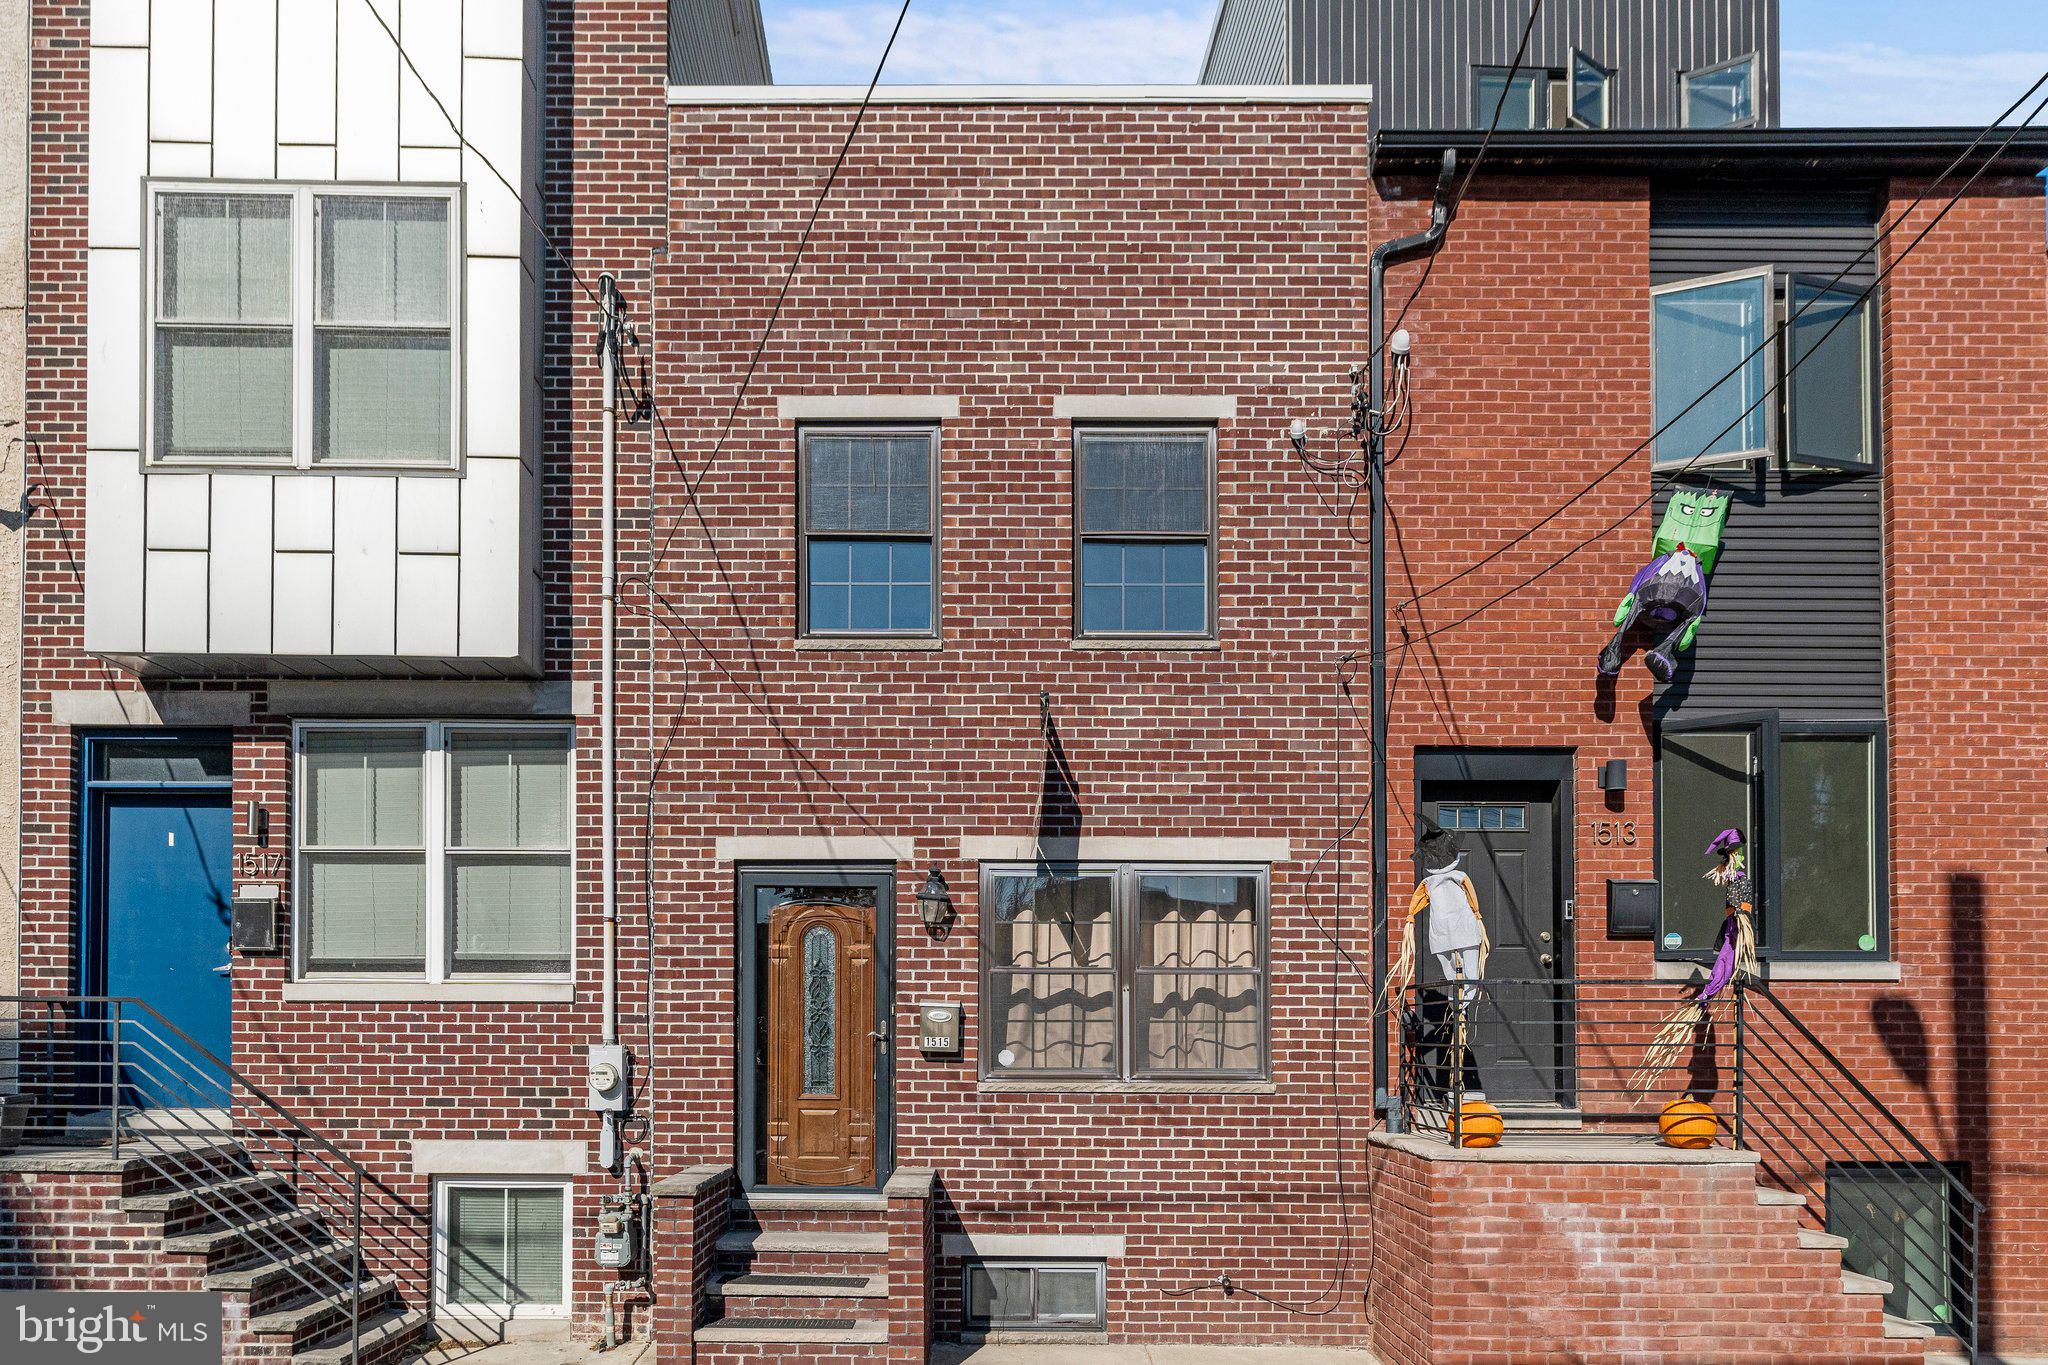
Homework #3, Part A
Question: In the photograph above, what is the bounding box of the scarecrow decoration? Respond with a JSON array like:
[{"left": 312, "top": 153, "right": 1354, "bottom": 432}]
[
  {"left": 1386, "top": 819, "right": 1493, "bottom": 1124},
  {"left": 1598, "top": 487, "right": 1732, "bottom": 681},
  {"left": 1630, "top": 827, "right": 1757, "bottom": 1096}
]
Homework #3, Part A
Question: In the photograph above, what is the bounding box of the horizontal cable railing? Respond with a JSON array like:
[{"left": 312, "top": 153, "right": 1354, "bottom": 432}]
[{"left": 3, "top": 996, "right": 431, "bottom": 1365}]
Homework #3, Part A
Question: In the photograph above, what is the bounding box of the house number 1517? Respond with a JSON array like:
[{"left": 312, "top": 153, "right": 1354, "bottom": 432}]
[{"left": 1589, "top": 820, "right": 1637, "bottom": 846}]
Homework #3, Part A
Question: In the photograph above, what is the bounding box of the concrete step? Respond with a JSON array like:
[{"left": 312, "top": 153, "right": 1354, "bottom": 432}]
[
  {"left": 713, "top": 1271, "right": 889, "bottom": 1300},
  {"left": 1755, "top": 1187, "right": 1808, "bottom": 1207},
  {"left": 206, "top": 1242, "right": 363, "bottom": 1316},
  {"left": 694, "top": 1316, "right": 889, "bottom": 1346},
  {"left": 1797, "top": 1228, "right": 1851, "bottom": 1252},
  {"left": 123, "top": 1170, "right": 295, "bottom": 1222},
  {"left": 251, "top": 1276, "right": 399, "bottom": 1350},
  {"left": 292, "top": 1305, "right": 433, "bottom": 1365},
  {"left": 1842, "top": 1269, "right": 1893, "bottom": 1296},
  {"left": 716, "top": 1229, "right": 889, "bottom": 1255},
  {"left": 161, "top": 1207, "right": 321, "bottom": 1262},
  {"left": 1880, "top": 1314, "right": 1935, "bottom": 1341},
  {"left": 736, "top": 1190, "right": 889, "bottom": 1214}
]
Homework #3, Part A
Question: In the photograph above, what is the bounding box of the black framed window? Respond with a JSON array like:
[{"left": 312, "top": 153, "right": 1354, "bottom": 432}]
[
  {"left": 964, "top": 1260, "right": 1105, "bottom": 1332},
  {"left": 798, "top": 426, "right": 937, "bottom": 637},
  {"left": 1074, "top": 427, "right": 1214, "bottom": 638},
  {"left": 1827, "top": 1161, "right": 1972, "bottom": 1332},
  {"left": 981, "top": 864, "right": 1266, "bottom": 1081},
  {"left": 1473, "top": 66, "right": 1544, "bottom": 129},
  {"left": 1655, "top": 713, "right": 1886, "bottom": 962}
]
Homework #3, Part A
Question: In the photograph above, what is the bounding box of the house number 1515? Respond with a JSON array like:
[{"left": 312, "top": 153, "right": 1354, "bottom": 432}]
[{"left": 1589, "top": 820, "right": 1637, "bottom": 846}]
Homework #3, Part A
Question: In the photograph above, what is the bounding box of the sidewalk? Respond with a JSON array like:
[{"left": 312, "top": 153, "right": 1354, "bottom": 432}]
[{"left": 424, "top": 1332, "right": 1381, "bottom": 1365}]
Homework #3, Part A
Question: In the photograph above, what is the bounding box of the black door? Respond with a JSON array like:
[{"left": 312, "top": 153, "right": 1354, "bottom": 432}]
[{"left": 1420, "top": 781, "right": 1569, "bottom": 1108}]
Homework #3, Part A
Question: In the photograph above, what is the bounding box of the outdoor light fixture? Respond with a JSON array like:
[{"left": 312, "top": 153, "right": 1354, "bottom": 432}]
[
  {"left": 915, "top": 867, "right": 954, "bottom": 932},
  {"left": 1598, "top": 759, "right": 1628, "bottom": 792}
]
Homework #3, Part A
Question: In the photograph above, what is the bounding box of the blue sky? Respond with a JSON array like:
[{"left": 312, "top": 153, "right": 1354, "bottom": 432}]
[{"left": 759, "top": 1, "right": 2048, "bottom": 125}]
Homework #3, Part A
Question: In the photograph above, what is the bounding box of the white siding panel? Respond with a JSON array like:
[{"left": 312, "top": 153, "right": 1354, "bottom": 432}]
[
  {"left": 87, "top": 248, "right": 142, "bottom": 452},
  {"left": 277, "top": 0, "right": 339, "bottom": 146},
  {"left": 395, "top": 554, "right": 460, "bottom": 655},
  {"left": 84, "top": 451, "right": 147, "bottom": 653},
  {"left": 273, "top": 475, "right": 336, "bottom": 551},
  {"left": 463, "top": 0, "right": 522, "bottom": 59},
  {"left": 149, "top": 0, "right": 214, "bottom": 144},
  {"left": 145, "top": 474, "right": 211, "bottom": 550},
  {"left": 276, "top": 144, "right": 339, "bottom": 181},
  {"left": 208, "top": 474, "right": 275, "bottom": 654},
  {"left": 150, "top": 142, "right": 214, "bottom": 177},
  {"left": 273, "top": 553, "right": 335, "bottom": 654},
  {"left": 93, "top": 0, "right": 152, "bottom": 46},
  {"left": 461, "top": 56, "right": 525, "bottom": 257},
  {"left": 465, "top": 256, "right": 522, "bottom": 458},
  {"left": 457, "top": 456, "right": 521, "bottom": 657},
  {"left": 332, "top": 476, "right": 398, "bottom": 655},
  {"left": 213, "top": 0, "right": 279, "bottom": 178},
  {"left": 336, "top": 0, "right": 400, "bottom": 181},
  {"left": 397, "top": 477, "right": 460, "bottom": 553},
  {"left": 89, "top": 46, "right": 150, "bottom": 250},
  {"left": 399, "top": 146, "right": 461, "bottom": 183},
  {"left": 399, "top": 0, "right": 462, "bottom": 148},
  {"left": 144, "top": 550, "right": 211, "bottom": 653}
]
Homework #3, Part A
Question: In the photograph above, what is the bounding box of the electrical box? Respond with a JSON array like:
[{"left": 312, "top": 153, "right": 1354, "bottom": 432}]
[
  {"left": 918, "top": 1003, "right": 961, "bottom": 1055},
  {"left": 587, "top": 1044, "right": 629, "bottom": 1113},
  {"left": 1606, "top": 879, "right": 1661, "bottom": 940},
  {"left": 231, "top": 887, "right": 280, "bottom": 953},
  {"left": 595, "top": 1192, "right": 639, "bottom": 1271}
]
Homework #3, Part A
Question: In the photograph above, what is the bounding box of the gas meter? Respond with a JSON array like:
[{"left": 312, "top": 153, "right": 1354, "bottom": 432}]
[{"left": 595, "top": 1190, "right": 640, "bottom": 1270}]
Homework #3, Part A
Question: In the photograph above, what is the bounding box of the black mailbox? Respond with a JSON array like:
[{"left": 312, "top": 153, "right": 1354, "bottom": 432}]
[
  {"left": 231, "top": 895, "right": 279, "bottom": 953},
  {"left": 1606, "top": 879, "right": 1660, "bottom": 940}
]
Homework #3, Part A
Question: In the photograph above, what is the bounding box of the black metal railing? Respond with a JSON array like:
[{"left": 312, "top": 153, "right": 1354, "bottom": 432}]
[
  {"left": 3, "top": 996, "right": 429, "bottom": 1364},
  {"left": 1394, "top": 976, "right": 1980, "bottom": 1361}
]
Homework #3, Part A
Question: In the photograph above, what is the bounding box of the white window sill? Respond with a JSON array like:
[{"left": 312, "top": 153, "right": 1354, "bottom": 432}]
[
  {"left": 1069, "top": 637, "right": 1221, "bottom": 652},
  {"left": 979, "top": 1077, "right": 1274, "bottom": 1095},
  {"left": 794, "top": 636, "right": 944, "bottom": 651},
  {"left": 1654, "top": 959, "right": 1902, "bottom": 984},
  {"left": 283, "top": 979, "right": 576, "bottom": 1003}
]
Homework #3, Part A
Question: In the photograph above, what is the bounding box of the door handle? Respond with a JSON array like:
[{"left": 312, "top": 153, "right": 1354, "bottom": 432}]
[{"left": 1539, "top": 953, "right": 1554, "bottom": 968}]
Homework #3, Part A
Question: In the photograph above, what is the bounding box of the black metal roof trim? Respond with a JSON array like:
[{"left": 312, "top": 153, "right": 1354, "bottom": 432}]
[{"left": 1372, "top": 127, "right": 2048, "bottom": 178}]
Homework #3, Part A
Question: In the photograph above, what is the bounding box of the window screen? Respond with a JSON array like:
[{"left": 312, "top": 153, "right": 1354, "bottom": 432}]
[
  {"left": 301, "top": 730, "right": 428, "bottom": 974},
  {"left": 315, "top": 196, "right": 453, "bottom": 464},
  {"left": 447, "top": 730, "right": 573, "bottom": 975},
  {"left": 1652, "top": 270, "right": 1771, "bottom": 468},
  {"left": 800, "top": 428, "right": 937, "bottom": 636},
  {"left": 1075, "top": 428, "right": 1213, "bottom": 637},
  {"left": 443, "top": 1184, "right": 567, "bottom": 1312},
  {"left": 154, "top": 194, "right": 295, "bottom": 462}
]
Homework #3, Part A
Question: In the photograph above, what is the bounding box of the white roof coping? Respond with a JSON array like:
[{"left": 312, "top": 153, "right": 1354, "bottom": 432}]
[{"left": 668, "top": 83, "right": 1372, "bottom": 107}]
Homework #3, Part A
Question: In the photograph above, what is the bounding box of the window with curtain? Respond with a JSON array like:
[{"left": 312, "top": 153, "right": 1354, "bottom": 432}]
[
  {"left": 298, "top": 724, "right": 572, "bottom": 981},
  {"left": 798, "top": 427, "right": 937, "bottom": 636},
  {"left": 440, "top": 1183, "right": 568, "bottom": 1316},
  {"left": 981, "top": 864, "right": 1265, "bottom": 1080},
  {"left": 1655, "top": 716, "right": 1886, "bottom": 961},
  {"left": 1074, "top": 428, "right": 1214, "bottom": 638},
  {"left": 1683, "top": 55, "right": 1758, "bottom": 128},
  {"left": 1651, "top": 267, "right": 1879, "bottom": 472},
  {"left": 148, "top": 183, "right": 460, "bottom": 469}
]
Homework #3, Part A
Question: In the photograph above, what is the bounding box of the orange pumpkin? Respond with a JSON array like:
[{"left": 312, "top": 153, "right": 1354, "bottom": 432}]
[
  {"left": 1458, "top": 1099, "right": 1504, "bottom": 1149},
  {"left": 1659, "top": 1098, "right": 1720, "bottom": 1149}
]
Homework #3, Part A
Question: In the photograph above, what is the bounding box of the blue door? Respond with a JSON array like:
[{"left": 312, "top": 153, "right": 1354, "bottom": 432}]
[{"left": 97, "top": 791, "right": 234, "bottom": 1066}]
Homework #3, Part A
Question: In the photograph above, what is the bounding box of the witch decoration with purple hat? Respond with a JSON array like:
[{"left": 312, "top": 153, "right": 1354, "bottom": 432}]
[{"left": 1629, "top": 827, "right": 1758, "bottom": 1094}]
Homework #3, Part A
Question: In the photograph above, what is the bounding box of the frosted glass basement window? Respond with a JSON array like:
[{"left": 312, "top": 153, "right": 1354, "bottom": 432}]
[
  {"left": 297, "top": 724, "right": 572, "bottom": 981},
  {"left": 439, "top": 1182, "right": 569, "bottom": 1318},
  {"left": 147, "top": 182, "right": 461, "bottom": 469}
]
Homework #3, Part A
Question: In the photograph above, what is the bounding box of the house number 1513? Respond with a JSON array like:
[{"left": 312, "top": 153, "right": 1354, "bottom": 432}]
[{"left": 1589, "top": 820, "right": 1637, "bottom": 846}]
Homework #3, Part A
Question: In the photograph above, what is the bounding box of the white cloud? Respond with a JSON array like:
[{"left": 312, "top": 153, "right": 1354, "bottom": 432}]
[
  {"left": 764, "top": 1, "right": 1216, "bottom": 86},
  {"left": 1783, "top": 44, "right": 2048, "bottom": 126}
]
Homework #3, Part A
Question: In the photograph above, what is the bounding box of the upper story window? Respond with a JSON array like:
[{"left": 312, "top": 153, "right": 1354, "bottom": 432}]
[
  {"left": 147, "top": 183, "right": 461, "bottom": 470},
  {"left": 296, "top": 723, "right": 571, "bottom": 981},
  {"left": 1474, "top": 66, "right": 1545, "bottom": 129},
  {"left": 1074, "top": 427, "right": 1214, "bottom": 639},
  {"left": 798, "top": 426, "right": 938, "bottom": 638},
  {"left": 1682, "top": 55, "right": 1758, "bottom": 129},
  {"left": 1570, "top": 50, "right": 1611, "bottom": 128},
  {"left": 1651, "top": 267, "right": 1879, "bottom": 472},
  {"left": 981, "top": 864, "right": 1267, "bottom": 1081}
]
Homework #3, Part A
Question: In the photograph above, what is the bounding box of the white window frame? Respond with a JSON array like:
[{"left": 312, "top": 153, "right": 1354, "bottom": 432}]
[
  {"left": 142, "top": 179, "right": 465, "bottom": 471},
  {"left": 1649, "top": 266, "right": 1776, "bottom": 469},
  {"left": 292, "top": 720, "right": 575, "bottom": 984},
  {"left": 432, "top": 1178, "right": 573, "bottom": 1322},
  {"left": 1680, "top": 53, "right": 1759, "bottom": 130}
]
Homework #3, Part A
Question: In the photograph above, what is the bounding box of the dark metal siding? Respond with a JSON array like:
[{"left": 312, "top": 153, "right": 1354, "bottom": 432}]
[
  {"left": 1648, "top": 181, "right": 1883, "bottom": 722},
  {"left": 1245, "top": 0, "right": 1777, "bottom": 130},
  {"left": 1201, "top": 0, "right": 1291, "bottom": 83},
  {"left": 669, "top": 0, "right": 773, "bottom": 86}
]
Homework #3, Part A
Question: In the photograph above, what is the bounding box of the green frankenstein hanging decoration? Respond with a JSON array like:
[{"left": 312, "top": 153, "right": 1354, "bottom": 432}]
[{"left": 1598, "top": 487, "right": 1733, "bottom": 681}]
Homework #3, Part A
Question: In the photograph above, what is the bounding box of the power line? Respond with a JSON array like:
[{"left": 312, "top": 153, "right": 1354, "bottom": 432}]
[{"left": 1395, "top": 66, "right": 2048, "bottom": 612}]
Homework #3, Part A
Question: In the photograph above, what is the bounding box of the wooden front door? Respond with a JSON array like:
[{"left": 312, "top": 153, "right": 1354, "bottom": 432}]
[{"left": 766, "top": 900, "right": 877, "bottom": 1187}]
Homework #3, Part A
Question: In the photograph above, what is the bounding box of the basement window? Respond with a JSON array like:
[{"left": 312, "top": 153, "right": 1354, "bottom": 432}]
[
  {"left": 1826, "top": 1162, "right": 1971, "bottom": 1332},
  {"left": 964, "top": 1260, "right": 1106, "bottom": 1332},
  {"left": 436, "top": 1180, "right": 570, "bottom": 1320}
]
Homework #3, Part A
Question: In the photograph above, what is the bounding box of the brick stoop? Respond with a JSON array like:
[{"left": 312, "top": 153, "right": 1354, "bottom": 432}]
[
  {"left": 0, "top": 1137, "right": 430, "bottom": 1365},
  {"left": 653, "top": 1166, "right": 935, "bottom": 1363},
  {"left": 1365, "top": 1132, "right": 1932, "bottom": 1365}
]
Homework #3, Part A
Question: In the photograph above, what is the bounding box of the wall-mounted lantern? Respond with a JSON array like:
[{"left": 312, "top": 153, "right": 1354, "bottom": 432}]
[{"left": 915, "top": 867, "right": 954, "bottom": 933}]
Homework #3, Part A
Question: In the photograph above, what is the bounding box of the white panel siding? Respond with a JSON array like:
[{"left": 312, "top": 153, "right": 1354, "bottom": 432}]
[
  {"left": 461, "top": 56, "right": 525, "bottom": 257},
  {"left": 89, "top": 47, "right": 150, "bottom": 250},
  {"left": 93, "top": 0, "right": 152, "bottom": 47},
  {"left": 399, "top": 0, "right": 462, "bottom": 149},
  {"left": 398, "top": 477, "right": 461, "bottom": 554},
  {"left": 148, "top": 0, "right": 214, "bottom": 145},
  {"left": 458, "top": 457, "right": 522, "bottom": 657},
  {"left": 332, "top": 476, "right": 399, "bottom": 654},
  {"left": 336, "top": 0, "right": 401, "bottom": 181},
  {"left": 396, "top": 553, "right": 460, "bottom": 655},
  {"left": 464, "top": 0, "right": 523, "bottom": 59},
  {"left": 273, "top": 553, "right": 336, "bottom": 654},
  {"left": 274, "top": 475, "right": 337, "bottom": 551},
  {"left": 150, "top": 142, "right": 214, "bottom": 177},
  {"left": 209, "top": 475, "right": 275, "bottom": 654},
  {"left": 399, "top": 146, "right": 462, "bottom": 183},
  {"left": 466, "top": 256, "right": 522, "bottom": 458},
  {"left": 277, "top": 0, "right": 340, "bottom": 146},
  {"left": 86, "top": 249, "right": 142, "bottom": 452},
  {"left": 84, "top": 452, "right": 147, "bottom": 653},
  {"left": 276, "top": 144, "right": 339, "bottom": 181},
  {"left": 145, "top": 474, "right": 211, "bottom": 551},
  {"left": 213, "top": 0, "right": 280, "bottom": 178},
  {"left": 144, "top": 551, "right": 211, "bottom": 653}
]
